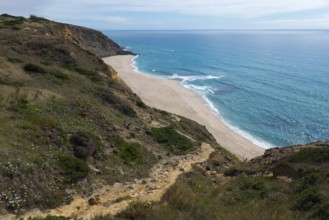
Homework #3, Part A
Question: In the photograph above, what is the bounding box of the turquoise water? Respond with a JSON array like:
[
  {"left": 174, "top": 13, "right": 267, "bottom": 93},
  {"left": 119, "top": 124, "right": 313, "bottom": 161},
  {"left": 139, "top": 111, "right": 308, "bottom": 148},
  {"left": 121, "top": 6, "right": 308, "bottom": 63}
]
[{"left": 104, "top": 30, "right": 329, "bottom": 148}]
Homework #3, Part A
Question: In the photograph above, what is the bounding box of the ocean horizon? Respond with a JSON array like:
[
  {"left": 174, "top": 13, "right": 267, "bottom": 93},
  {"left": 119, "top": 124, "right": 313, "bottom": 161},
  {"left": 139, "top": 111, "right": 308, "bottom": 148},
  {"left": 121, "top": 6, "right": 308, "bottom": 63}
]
[{"left": 104, "top": 30, "right": 329, "bottom": 149}]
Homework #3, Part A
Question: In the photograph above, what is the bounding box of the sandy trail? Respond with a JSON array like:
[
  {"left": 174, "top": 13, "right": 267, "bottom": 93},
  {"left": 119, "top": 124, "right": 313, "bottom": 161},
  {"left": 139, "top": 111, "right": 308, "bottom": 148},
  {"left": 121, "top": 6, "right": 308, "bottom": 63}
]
[{"left": 21, "top": 143, "right": 214, "bottom": 220}]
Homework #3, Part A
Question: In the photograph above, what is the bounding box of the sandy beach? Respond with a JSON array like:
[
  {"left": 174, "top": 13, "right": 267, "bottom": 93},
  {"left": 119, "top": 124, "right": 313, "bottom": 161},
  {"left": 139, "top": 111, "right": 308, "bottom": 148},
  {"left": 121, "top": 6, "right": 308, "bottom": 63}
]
[{"left": 103, "top": 55, "right": 265, "bottom": 159}]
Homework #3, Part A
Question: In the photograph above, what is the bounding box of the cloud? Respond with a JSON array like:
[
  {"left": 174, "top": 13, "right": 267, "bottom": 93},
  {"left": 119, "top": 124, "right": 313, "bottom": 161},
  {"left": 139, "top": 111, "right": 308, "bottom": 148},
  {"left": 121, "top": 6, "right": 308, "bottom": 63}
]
[
  {"left": 0, "top": 0, "right": 52, "bottom": 16},
  {"left": 1, "top": 0, "right": 329, "bottom": 29},
  {"left": 42, "top": 0, "right": 329, "bottom": 17},
  {"left": 3, "top": 0, "right": 329, "bottom": 18},
  {"left": 258, "top": 14, "right": 329, "bottom": 29}
]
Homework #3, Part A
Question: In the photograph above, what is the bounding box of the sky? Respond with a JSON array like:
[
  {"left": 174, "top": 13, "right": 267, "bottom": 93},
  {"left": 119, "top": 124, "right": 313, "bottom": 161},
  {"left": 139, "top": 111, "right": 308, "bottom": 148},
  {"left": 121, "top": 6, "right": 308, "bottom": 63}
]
[{"left": 1, "top": 0, "right": 329, "bottom": 30}]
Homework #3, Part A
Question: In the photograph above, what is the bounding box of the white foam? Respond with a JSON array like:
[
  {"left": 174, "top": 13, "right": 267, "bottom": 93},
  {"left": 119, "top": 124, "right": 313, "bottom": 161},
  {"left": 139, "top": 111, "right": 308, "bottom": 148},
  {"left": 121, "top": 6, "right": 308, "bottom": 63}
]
[
  {"left": 123, "top": 46, "right": 131, "bottom": 51},
  {"left": 170, "top": 74, "right": 223, "bottom": 83},
  {"left": 131, "top": 55, "right": 141, "bottom": 73},
  {"left": 201, "top": 95, "right": 274, "bottom": 149},
  {"left": 130, "top": 56, "right": 273, "bottom": 149}
]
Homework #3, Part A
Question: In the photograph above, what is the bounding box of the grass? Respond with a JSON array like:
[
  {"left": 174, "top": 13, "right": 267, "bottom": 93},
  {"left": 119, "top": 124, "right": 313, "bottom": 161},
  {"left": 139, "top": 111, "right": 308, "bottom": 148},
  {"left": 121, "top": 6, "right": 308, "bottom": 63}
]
[
  {"left": 288, "top": 148, "right": 329, "bottom": 163},
  {"left": 0, "top": 17, "right": 25, "bottom": 29},
  {"left": 1, "top": 15, "right": 176, "bottom": 214},
  {"left": 7, "top": 57, "right": 23, "bottom": 63},
  {"left": 110, "top": 136, "right": 147, "bottom": 165},
  {"left": 49, "top": 70, "right": 70, "bottom": 81},
  {"left": 115, "top": 170, "right": 299, "bottom": 220},
  {"left": 151, "top": 126, "right": 193, "bottom": 154},
  {"left": 57, "top": 155, "right": 90, "bottom": 183},
  {"left": 0, "top": 76, "right": 24, "bottom": 87},
  {"left": 64, "top": 65, "right": 102, "bottom": 83}
]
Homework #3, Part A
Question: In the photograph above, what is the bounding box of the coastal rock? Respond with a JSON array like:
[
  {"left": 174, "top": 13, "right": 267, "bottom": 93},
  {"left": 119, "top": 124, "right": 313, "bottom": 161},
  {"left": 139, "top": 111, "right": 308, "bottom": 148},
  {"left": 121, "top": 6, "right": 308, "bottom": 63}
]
[
  {"left": 70, "top": 132, "right": 99, "bottom": 161},
  {"left": 88, "top": 195, "right": 101, "bottom": 206}
]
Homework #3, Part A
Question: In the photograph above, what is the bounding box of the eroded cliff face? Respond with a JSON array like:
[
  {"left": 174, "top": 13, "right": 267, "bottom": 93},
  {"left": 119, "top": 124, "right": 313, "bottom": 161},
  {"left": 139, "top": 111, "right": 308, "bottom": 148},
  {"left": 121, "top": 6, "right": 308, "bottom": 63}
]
[{"left": 47, "top": 23, "right": 133, "bottom": 58}]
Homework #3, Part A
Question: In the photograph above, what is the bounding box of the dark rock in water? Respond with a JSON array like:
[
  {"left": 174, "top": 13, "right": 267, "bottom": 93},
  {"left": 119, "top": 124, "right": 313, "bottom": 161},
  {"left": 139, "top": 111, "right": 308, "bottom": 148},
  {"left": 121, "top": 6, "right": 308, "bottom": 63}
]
[{"left": 70, "top": 132, "right": 99, "bottom": 161}]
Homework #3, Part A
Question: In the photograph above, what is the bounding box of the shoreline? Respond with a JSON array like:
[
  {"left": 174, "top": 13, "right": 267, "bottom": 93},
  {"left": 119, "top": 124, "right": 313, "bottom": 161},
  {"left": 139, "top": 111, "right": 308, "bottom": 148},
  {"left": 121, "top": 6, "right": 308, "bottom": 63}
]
[{"left": 103, "top": 55, "right": 265, "bottom": 159}]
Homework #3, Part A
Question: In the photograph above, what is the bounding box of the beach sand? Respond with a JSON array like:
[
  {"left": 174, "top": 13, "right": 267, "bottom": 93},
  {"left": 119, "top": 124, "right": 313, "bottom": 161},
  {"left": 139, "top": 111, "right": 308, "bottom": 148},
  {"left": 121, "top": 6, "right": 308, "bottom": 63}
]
[{"left": 103, "top": 55, "right": 265, "bottom": 159}]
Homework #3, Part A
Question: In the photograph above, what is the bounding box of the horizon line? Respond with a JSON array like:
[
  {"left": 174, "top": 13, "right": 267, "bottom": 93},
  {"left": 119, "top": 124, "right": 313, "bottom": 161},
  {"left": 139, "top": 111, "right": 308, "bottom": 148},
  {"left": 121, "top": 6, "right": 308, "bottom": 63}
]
[{"left": 101, "top": 29, "right": 329, "bottom": 32}]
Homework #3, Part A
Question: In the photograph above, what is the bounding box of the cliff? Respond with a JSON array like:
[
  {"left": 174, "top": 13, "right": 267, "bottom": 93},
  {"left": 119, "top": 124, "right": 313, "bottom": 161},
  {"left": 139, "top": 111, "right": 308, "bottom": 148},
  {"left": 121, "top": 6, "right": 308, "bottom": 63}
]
[
  {"left": 0, "top": 14, "right": 132, "bottom": 58},
  {"left": 42, "top": 23, "right": 133, "bottom": 58},
  {"left": 0, "top": 15, "right": 328, "bottom": 220}
]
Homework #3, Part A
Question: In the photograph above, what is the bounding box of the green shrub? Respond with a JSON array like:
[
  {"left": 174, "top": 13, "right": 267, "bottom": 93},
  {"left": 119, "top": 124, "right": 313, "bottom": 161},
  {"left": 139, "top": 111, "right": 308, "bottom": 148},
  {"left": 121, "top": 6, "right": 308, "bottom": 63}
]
[
  {"left": 224, "top": 167, "right": 244, "bottom": 177},
  {"left": 312, "top": 201, "right": 329, "bottom": 220},
  {"left": 293, "top": 188, "right": 323, "bottom": 211},
  {"left": 29, "top": 15, "right": 49, "bottom": 22},
  {"left": 49, "top": 70, "right": 69, "bottom": 81},
  {"left": 111, "top": 136, "right": 142, "bottom": 164},
  {"left": 57, "top": 155, "right": 89, "bottom": 183},
  {"left": 24, "top": 63, "right": 47, "bottom": 74},
  {"left": 151, "top": 126, "right": 193, "bottom": 154},
  {"left": 239, "top": 178, "right": 266, "bottom": 191},
  {"left": 64, "top": 65, "right": 102, "bottom": 82},
  {"left": 288, "top": 148, "right": 329, "bottom": 163},
  {"left": 136, "top": 100, "right": 147, "bottom": 108},
  {"left": 117, "top": 201, "right": 152, "bottom": 220},
  {"left": 1, "top": 18, "right": 25, "bottom": 27}
]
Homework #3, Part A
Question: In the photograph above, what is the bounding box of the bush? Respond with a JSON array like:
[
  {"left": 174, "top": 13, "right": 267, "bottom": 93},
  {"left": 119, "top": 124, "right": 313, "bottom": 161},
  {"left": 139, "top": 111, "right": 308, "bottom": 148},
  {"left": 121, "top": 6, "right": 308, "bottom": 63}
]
[
  {"left": 136, "top": 100, "right": 147, "bottom": 108},
  {"left": 288, "top": 148, "right": 329, "bottom": 163},
  {"left": 117, "top": 201, "right": 152, "bottom": 220},
  {"left": 24, "top": 63, "right": 47, "bottom": 74},
  {"left": 1, "top": 18, "right": 25, "bottom": 27},
  {"left": 29, "top": 15, "right": 49, "bottom": 22},
  {"left": 57, "top": 155, "right": 89, "bottom": 183},
  {"left": 312, "top": 201, "right": 329, "bottom": 220},
  {"left": 224, "top": 167, "right": 244, "bottom": 177},
  {"left": 151, "top": 126, "right": 193, "bottom": 154},
  {"left": 64, "top": 65, "right": 102, "bottom": 82},
  {"left": 111, "top": 136, "right": 142, "bottom": 164},
  {"left": 293, "top": 188, "right": 323, "bottom": 211}
]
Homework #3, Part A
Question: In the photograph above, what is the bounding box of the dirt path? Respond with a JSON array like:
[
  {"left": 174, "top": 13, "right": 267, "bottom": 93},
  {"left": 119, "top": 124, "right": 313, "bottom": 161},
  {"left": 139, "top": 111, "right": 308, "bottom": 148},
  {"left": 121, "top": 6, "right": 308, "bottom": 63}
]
[{"left": 21, "top": 143, "right": 214, "bottom": 220}]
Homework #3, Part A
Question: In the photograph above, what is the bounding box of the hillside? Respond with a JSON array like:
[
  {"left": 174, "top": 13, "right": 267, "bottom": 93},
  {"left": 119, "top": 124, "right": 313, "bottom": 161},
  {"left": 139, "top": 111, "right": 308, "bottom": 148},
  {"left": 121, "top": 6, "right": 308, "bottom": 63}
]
[{"left": 0, "top": 15, "right": 328, "bottom": 220}]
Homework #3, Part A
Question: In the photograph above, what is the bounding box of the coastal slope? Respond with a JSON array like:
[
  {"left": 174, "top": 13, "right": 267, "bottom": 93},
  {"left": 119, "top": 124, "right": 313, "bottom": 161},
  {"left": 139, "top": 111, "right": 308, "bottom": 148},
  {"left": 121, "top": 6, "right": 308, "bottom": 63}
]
[
  {"left": 103, "top": 55, "right": 265, "bottom": 159},
  {"left": 0, "top": 14, "right": 227, "bottom": 217},
  {"left": 1, "top": 15, "right": 328, "bottom": 220}
]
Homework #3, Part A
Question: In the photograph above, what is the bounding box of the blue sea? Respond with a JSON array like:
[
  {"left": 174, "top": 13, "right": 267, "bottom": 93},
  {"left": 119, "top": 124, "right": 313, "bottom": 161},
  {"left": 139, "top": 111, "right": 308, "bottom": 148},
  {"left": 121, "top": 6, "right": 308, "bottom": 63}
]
[{"left": 104, "top": 30, "right": 329, "bottom": 148}]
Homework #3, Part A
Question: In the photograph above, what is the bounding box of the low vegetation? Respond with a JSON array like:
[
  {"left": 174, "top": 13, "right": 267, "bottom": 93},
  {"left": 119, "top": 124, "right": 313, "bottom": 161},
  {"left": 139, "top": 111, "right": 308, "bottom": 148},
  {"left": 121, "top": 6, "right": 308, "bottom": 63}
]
[
  {"left": 112, "top": 145, "right": 329, "bottom": 220},
  {"left": 151, "top": 126, "right": 194, "bottom": 154}
]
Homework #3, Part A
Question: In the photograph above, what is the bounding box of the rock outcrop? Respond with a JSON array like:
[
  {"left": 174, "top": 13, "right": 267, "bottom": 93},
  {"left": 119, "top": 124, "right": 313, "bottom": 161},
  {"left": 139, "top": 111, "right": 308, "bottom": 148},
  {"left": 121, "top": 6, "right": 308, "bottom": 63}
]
[{"left": 47, "top": 23, "right": 134, "bottom": 58}]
